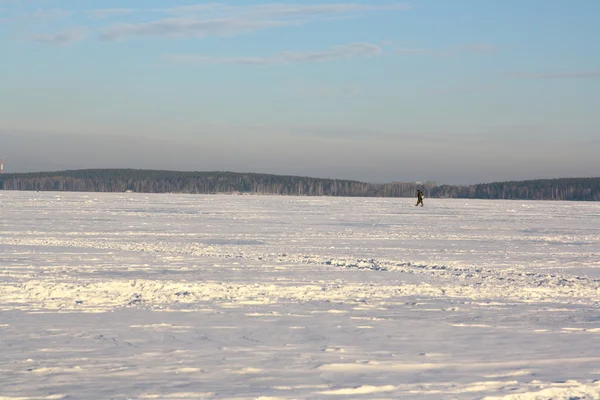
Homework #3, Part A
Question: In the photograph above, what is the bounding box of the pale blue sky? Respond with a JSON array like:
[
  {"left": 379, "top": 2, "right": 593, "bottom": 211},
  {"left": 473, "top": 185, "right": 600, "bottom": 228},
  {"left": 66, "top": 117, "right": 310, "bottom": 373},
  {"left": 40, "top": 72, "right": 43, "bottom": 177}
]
[{"left": 1, "top": 0, "right": 599, "bottom": 184}]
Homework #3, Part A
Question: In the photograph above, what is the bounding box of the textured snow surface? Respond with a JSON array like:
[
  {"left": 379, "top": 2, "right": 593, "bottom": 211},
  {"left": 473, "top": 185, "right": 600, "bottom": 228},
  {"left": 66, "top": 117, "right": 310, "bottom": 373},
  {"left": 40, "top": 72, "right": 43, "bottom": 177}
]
[{"left": 1, "top": 191, "right": 600, "bottom": 399}]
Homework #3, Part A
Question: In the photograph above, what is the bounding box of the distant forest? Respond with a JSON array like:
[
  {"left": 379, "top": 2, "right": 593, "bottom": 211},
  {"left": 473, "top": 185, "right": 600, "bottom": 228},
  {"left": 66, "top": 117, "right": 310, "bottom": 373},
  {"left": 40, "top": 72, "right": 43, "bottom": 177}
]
[{"left": 1, "top": 169, "right": 599, "bottom": 201}]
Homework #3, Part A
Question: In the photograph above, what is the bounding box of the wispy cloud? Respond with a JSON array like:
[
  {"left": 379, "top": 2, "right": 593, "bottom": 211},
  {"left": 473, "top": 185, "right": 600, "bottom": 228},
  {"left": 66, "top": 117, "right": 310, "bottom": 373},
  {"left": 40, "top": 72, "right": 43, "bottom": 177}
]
[
  {"left": 396, "top": 47, "right": 429, "bottom": 55},
  {"left": 233, "top": 3, "right": 411, "bottom": 18},
  {"left": 167, "top": 40, "right": 491, "bottom": 68},
  {"left": 88, "top": 8, "right": 137, "bottom": 19},
  {"left": 437, "top": 43, "right": 499, "bottom": 57},
  {"left": 157, "top": 3, "right": 235, "bottom": 15},
  {"left": 168, "top": 42, "right": 382, "bottom": 66},
  {"left": 34, "top": 28, "right": 87, "bottom": 45},
  {"left": 1, "top": 7, "right": 70, "bottom": 22},
  {"left": 101, "top": 18, "right": 294, "bottom": 41},
  {"left": 425, "top": 83, "right": 499, "bottom": 95},
  {"left": 162, "top": 3, "right": 411, "bottom": 17},
  {"left": 29, "top": 8, "right": 71, "bottom": 19},
  {"left": 293, "top": 83, "right": 362, "bottom": 98},
  {"left": 509, "top": 71, "right": 600, "bottom": 79},
  {"left": 394, "top": 43, "right": 498, "bottom": 57},
  {"left": 286, "top": 125, "right": 394, "bottom": 140},
  {"left": 101, "top": 2, "right": 411, "bottom": 41},
  {"left": 460, "top": 43, "right": 498, "bottom": 53},
  {"left": 233, "top": 123, "right": 395, "bottom": 140}
]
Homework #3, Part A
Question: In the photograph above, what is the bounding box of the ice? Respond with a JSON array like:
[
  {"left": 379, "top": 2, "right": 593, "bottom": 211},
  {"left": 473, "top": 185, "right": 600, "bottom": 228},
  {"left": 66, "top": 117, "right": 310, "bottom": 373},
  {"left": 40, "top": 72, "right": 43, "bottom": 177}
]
[{"left": 1, "top": 191, "right": 600, "bottom": 399}]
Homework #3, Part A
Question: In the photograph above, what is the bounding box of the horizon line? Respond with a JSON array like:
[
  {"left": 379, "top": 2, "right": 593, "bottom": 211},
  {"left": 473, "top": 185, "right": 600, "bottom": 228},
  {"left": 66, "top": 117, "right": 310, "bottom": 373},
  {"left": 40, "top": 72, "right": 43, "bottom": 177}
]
[{"left": 1, "top": 167, "right": 599, "bottom": 187}]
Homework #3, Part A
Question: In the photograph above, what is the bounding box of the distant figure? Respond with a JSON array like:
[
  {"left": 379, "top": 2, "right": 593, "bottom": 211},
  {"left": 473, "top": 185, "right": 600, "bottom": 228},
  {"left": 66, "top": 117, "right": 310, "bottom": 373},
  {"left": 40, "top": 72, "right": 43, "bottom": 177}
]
[{"left": 416, "top": 190, "right": 424, "bottom": 207}]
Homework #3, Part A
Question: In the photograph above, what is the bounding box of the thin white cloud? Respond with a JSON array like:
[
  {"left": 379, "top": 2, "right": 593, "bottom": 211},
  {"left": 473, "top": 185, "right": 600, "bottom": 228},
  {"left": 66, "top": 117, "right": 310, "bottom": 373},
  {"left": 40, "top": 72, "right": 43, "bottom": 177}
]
[
  {"left": 236, "top": 3, "right": 411, "bottom": 18},
  {"left": 101, "top": 2, "right": 412, "bottom": 41},
  {"left": 400, "top": 43, "right": 499, "bottom": 57},
  {"left": 293, "top": 84, "right": 362, "bottom": 98},
  {"left": 159, "top": 3, "right": 234, "bottom": 15},
  {"left": 168, "top": 42, "right": 382, "bottom": 66},
  {"left": 34, "top": 27, "right": 87, "bottom": 45},
  {"left": 101, "top": 17, "right": 295, "bottom": 41},
  {"left": 1, "top": 7, "right": 70, "bottom": 22},
  {"left": 88, "top": 8, "right": 138, "bottom": 19},
  {"left": 461, "top": 43, "right": 498, "bottom": 53},
  {"left": 167, "top": 40, "right": 490, "bottom": 68},
  {"left": 29, "top": 8, "right": 71, "bottom": 19},
  {"left": 510, "top": 71, "right": 600, "bottom": 79},
  {"left": 396, "top": 47, "right": 429, "bottom": 54},
  {"left": 425, "top": 83, "right": 499, "bottom": 95},
  {"left": 163, "top": 3, "right": 411, "bottom": 17}
]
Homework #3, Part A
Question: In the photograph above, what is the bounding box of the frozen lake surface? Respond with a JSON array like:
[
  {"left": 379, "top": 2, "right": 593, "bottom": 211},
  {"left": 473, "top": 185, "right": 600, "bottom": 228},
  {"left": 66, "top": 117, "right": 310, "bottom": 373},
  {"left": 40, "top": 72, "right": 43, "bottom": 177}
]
[{"left": 1, "top": 191, "right": 600, "bottom": 399}]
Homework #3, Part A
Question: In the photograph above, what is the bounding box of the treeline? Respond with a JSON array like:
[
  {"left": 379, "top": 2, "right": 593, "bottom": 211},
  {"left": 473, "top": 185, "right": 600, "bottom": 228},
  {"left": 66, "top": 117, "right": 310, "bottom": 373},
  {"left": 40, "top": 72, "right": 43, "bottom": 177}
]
[
  {"left": 429, "top": 178, "right": 600, "bottom": 201},
  {"left": 1, "top": 169, "right": 599, "bottom": 201},
  {"left": 0, "top": 169, "right": 375, "bottom": 196}
]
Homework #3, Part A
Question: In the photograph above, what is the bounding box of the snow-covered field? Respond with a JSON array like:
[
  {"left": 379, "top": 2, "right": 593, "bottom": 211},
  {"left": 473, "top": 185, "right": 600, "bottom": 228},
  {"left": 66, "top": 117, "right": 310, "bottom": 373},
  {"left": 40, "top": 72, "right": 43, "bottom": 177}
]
[{"left": 1, "top": 191, "right": 600, "bottom": 400}]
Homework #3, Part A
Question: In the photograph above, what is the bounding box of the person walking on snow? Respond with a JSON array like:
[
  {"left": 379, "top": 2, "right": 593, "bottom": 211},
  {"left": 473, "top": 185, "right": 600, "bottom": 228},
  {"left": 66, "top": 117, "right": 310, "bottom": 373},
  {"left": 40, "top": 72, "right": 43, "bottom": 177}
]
[{"left": 416, "top": 190, "right": 424, "bottom": 207}]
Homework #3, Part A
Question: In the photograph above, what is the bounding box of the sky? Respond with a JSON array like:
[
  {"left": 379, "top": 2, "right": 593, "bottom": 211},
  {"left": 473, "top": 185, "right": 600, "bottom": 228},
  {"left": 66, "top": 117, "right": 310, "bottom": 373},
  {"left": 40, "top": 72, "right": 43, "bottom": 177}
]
[{"left": 0, "top": 0, "right": 599, "bottom": 185}]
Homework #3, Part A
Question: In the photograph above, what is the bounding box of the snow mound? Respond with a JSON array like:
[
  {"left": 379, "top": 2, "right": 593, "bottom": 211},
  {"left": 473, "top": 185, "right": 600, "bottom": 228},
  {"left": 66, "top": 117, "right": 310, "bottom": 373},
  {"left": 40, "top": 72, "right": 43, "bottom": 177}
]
[{"left": 483, "top": 380, "right": 600, "bottom": 400}]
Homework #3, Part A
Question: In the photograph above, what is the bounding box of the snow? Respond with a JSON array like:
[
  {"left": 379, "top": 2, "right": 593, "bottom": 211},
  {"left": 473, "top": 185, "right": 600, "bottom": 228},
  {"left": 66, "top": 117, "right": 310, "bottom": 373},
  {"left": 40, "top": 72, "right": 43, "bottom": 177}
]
[{"left": 1, "top": 191, "right": 600, "bottom": 399}]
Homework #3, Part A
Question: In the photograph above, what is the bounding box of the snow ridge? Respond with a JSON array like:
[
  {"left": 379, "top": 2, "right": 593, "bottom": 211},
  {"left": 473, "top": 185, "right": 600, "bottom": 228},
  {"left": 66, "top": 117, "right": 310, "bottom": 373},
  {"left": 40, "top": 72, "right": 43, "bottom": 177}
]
[{"left": 2, "top": 236, "right": 600, "bottom": 309}]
